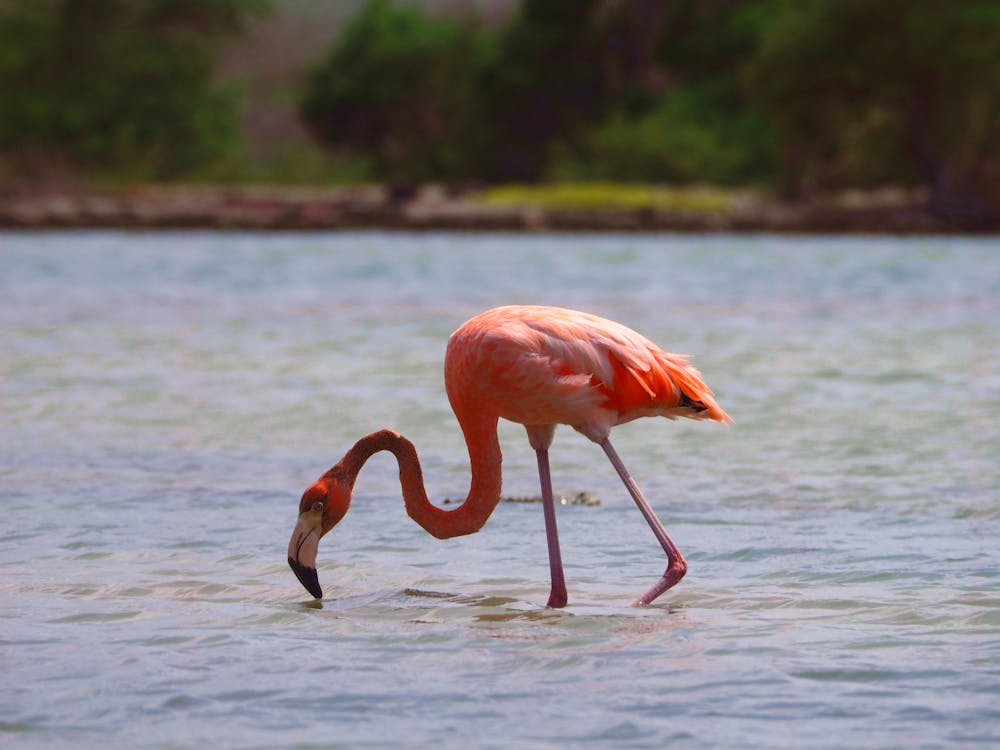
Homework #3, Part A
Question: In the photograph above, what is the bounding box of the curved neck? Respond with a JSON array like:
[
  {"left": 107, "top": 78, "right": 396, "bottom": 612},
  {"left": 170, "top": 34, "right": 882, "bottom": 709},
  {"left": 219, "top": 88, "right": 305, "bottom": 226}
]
[{"left": 331, "top": 420, "right": 502, "bottom": 540}]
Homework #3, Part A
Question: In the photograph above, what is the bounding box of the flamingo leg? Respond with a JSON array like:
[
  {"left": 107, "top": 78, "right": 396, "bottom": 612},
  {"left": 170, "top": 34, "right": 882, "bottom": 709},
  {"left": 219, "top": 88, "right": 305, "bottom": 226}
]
[
  {"left": 600, "top": 438, "right": 687, "bottom": 606},
  {"left": 535, "top": 448, "right": 568, "bottom": 608}
]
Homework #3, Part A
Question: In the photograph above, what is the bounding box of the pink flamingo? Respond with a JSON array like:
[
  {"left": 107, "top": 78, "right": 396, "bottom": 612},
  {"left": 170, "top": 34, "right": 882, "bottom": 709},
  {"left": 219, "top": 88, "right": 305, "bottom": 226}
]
[{"left": 288, "top": 305, "right": 731, "bottom": 607}]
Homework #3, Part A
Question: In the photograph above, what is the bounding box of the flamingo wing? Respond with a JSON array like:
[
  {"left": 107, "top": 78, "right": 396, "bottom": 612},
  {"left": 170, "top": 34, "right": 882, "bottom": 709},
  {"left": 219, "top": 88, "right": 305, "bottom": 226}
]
[{"left": 448, "top": 306, "right": 730, "bottom": 436}]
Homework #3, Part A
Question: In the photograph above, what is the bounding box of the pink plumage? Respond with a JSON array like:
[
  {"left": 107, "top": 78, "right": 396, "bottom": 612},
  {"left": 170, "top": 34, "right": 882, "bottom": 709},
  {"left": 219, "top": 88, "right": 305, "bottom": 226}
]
[
  {"left": 290, "top": 304, "right": 730, "bottom": 607},
  {"left": 445, "top": 305, "right": 730, "bottom": 443}
]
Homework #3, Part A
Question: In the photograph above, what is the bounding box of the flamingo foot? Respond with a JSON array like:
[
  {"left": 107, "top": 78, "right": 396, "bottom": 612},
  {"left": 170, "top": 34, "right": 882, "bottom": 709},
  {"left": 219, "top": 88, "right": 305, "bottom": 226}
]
[{"left": 632, "top": 559, "right": 687, "bottom": 606}]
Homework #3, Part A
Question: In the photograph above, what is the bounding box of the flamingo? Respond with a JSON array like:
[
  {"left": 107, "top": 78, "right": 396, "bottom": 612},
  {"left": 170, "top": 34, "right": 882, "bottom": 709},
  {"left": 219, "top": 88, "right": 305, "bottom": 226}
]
[{"left": 288, "top": 305, "right": 731, "bottom": 607}]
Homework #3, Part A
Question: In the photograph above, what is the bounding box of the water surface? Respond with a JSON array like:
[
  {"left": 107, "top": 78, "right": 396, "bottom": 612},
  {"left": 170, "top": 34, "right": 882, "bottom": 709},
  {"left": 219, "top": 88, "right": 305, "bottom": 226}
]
[{"left": 2, "top": 231, "right": 998, "bottom": 748}]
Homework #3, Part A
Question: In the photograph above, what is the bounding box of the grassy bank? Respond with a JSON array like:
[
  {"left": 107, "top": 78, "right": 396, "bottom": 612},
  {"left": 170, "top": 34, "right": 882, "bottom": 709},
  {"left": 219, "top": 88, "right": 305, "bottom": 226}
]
[{"left": 478, "top": 184, "right": 736, "bottom": 213}]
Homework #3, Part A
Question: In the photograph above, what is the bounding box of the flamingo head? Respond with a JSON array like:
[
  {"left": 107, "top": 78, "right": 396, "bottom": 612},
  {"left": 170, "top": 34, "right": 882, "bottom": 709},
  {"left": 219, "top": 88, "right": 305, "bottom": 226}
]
[{"left": 287, "top": 475, "right": 352, "bottom": 599}]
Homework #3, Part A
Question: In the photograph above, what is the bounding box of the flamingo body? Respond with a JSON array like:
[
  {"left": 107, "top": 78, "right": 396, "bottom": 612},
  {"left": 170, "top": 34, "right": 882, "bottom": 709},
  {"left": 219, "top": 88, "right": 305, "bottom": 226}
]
[
  {"left": 288, "top": 305, "right": 730, "bottom": 607},
  {"left": 445, "top": 305, "right": 728, "bottom": 443}
]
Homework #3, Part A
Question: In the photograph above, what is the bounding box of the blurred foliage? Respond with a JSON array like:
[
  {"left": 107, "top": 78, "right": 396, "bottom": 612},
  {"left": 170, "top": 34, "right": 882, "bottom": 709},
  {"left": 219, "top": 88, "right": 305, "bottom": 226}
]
[
  {"left": 548, "top": 86, "right": 776, "bottom": 184},
  {"left": 750, "top": 0, "right": 1000, "bottom": 215},
  {"left": 1, "top": 0, "right": 997, "bottom": 218},
  {"left": 0, "top": 0, "right": 268, "bottom": 180},
  {"left": 300, "top": 0, "right": 495, "bottom": 183},
  {"left": 301, "top": 0, "right": 999, "bottom": 216},
  {"left": 474, "top": 0, "right": 612, "bottom": 181}
]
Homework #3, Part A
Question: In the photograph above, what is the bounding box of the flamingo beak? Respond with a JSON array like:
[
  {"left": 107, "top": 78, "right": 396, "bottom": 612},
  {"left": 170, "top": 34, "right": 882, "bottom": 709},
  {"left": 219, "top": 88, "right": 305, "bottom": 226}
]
[{"left": 288, "top": 511, "right": 323, "bottom": 599}]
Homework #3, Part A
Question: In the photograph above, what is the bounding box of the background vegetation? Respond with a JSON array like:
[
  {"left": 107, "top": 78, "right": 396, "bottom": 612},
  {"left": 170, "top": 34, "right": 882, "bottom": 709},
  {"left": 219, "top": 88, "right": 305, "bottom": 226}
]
[
  {"left": 1, "top": 0, "right": 997, "bottom": 218},
  {"left": 0, "top": 0, "right": 269, "bottom": 180}
]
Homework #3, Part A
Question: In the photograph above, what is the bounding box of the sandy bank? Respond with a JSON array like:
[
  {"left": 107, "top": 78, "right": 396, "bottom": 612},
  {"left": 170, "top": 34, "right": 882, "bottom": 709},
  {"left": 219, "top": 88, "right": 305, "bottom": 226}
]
[{"left": 1, "top": 184, "right": 996, "bottom": 233}]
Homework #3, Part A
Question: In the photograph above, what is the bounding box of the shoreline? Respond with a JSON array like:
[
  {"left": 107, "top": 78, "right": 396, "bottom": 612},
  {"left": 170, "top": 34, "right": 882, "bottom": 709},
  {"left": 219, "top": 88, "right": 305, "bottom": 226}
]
[{"left": 2, "top": 184, "right": 997, "bottom": 234}]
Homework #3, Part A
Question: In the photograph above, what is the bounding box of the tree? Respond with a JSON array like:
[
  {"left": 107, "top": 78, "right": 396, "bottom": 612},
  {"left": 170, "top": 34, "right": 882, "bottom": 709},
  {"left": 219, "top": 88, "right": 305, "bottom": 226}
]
[
  {"left": 750, "top": 0, "right": 1000, "bottom": 216},
  {"left": 300, "top": 0, "right": 493, "bottom": 184},
  {"left": 476, "top": 0, "right": 612, "bottom": 181},
  {"left": 549, "top": 0, "right": 777, "bottom": 184},
  {"left": 0, "top": 0, "right": 269, "bottom": 180},
  {"left": 300, "top": 0, "right": 773, "bottom": 185}
]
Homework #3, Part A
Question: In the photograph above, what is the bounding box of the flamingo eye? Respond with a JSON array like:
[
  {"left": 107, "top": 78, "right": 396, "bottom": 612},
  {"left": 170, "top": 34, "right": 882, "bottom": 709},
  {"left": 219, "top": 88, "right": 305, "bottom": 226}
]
[{"left": 311, "top": 501, "right": 324, "bottom": 513}]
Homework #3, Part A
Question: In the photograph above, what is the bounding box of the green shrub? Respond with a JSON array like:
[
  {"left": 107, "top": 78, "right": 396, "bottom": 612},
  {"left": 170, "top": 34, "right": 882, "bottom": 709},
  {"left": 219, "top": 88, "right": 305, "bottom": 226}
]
[
  {"left": 300, "top": 0, "right": 494, "bottom": 183},
  {"left": 549, "top": 87, "right": 776, "bottom": 185},
  {"left": 0, "top": 0, "right": 268, "bottom": 180},
  {"left": 749, "top": 0, "right": 1000, "bottom": 213}
]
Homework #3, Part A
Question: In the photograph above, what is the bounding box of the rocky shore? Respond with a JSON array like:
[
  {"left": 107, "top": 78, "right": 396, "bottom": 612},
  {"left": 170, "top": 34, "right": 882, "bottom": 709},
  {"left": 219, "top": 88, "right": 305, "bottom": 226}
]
[{"left": 2, "top": 184, "right": 996, "bottom": 233}]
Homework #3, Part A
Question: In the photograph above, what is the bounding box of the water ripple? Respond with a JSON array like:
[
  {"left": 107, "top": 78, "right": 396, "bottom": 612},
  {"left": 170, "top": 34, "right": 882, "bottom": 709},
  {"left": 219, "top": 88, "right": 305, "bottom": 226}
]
[{"left": 2, "top": 232, "right": 999, "bottom": 749}]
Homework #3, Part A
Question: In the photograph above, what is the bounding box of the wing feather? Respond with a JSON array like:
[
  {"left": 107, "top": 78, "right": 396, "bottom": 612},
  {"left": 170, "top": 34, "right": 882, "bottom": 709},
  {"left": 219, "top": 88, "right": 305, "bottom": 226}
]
[{"left": 447, "top": 305, "right": 731, "bottom": 427}]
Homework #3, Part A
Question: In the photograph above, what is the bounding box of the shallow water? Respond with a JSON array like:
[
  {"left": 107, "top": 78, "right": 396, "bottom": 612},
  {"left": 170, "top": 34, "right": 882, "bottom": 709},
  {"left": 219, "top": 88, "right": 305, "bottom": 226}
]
[{"left": 2, "top": 231, "right": 998, "bottom": 749}]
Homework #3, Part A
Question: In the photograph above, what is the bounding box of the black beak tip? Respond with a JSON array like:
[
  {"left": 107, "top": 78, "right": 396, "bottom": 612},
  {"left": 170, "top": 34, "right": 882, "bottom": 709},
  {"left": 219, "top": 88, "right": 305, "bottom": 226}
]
[{"left": 288, "top": 556, "right": 323, "bottom": 599}]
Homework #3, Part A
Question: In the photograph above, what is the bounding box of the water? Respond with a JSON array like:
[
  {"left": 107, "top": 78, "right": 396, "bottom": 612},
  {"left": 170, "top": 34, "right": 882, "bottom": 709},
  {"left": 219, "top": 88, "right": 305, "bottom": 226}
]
[{"left": 1, "top": 231, "right": 998, "bottom": 749}]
